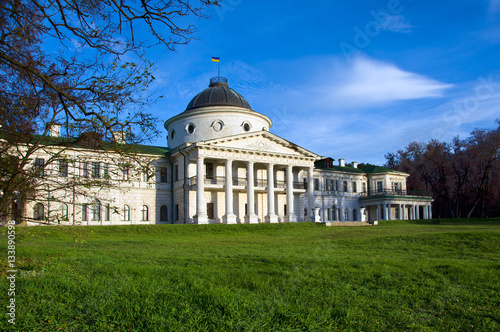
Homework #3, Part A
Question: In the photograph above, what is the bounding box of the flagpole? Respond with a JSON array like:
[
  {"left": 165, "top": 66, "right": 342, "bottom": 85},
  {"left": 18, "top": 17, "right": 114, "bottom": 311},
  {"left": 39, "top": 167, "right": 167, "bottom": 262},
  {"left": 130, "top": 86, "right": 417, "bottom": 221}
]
[{"left": 218, "top": 61, "right": 220, "bottom": 77}]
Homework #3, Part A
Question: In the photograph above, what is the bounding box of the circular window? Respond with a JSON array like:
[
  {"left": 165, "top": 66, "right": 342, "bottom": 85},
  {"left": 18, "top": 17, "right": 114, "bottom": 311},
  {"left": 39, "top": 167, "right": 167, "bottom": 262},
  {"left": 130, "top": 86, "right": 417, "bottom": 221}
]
[
  {"left": 212, "top": 120, "right": 224, "bottom": 132},
  {"left": 243, "top": 123, "right": 250, "bottom": 132},
  {"left": 170, "top": 130, "right": 175, "bottom": 140},
  {"left": 186, "top": 123, "right": 196, "bottom": 134}
]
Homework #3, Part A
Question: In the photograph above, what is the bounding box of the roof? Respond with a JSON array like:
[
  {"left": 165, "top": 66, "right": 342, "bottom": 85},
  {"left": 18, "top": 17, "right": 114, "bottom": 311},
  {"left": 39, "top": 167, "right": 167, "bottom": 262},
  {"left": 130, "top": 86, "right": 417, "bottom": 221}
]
[
  {"left": 315, "top": 159, "right": 366, "bottom": 174},
  {"left": 184, "top": 77, "right": 252, "bottom": 111},
  {"left": 315, "top": 159, "right": 408, "bottom": 175},
  {"left": 1, "top": 131, "right": 168, "bottom": 156},
  {"left": 359, "top": 165, "right": 406, "bottom": 174}
]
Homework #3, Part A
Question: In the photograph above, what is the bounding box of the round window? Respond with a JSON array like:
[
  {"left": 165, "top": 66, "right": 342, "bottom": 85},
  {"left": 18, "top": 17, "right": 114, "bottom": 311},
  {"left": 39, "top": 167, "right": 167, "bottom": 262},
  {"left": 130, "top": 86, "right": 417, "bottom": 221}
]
[
  {"left": 213, "top": 120, "right": 223, "bottom": 132},
  {"left": 243, "top": 123, "right": 250, "bottom": 132},
  {"left": 187, "top": 123, "right": 195, "bottom": 134}
]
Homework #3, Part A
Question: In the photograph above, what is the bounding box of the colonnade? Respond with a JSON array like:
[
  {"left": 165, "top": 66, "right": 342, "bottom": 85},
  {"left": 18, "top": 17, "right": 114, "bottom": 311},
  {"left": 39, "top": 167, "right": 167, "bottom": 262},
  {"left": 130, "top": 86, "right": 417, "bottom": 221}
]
[
  {"left": 193, "top": 156, "right": 316, "bottom": 224},
  {"left": 374, "top": 202, "right": 433, "bottom": 221}
]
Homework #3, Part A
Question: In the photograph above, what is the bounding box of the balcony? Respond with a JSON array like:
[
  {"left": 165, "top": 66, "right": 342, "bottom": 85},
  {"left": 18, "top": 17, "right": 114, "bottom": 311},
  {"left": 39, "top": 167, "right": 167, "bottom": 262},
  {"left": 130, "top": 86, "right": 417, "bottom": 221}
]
[
  {"left": 188, "top": 177, "right": 302, "bottom": 190},
  {"left": 360, "top": 189, "right": 431, "bottom": 198}
]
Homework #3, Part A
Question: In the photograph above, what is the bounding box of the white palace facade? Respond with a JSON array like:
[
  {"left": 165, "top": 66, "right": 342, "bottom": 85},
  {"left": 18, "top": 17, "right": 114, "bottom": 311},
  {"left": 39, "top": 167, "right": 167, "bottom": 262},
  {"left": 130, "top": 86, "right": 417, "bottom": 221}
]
[{"left": 20, "top": 77, "right": 433, "bottom": 225}]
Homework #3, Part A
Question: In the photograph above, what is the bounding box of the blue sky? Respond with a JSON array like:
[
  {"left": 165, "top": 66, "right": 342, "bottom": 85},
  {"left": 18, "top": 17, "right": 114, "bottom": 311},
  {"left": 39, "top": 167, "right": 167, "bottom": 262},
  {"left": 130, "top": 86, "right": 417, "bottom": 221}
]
[{"left": 146, "top": 0, "right": 500, "bottom": 165}]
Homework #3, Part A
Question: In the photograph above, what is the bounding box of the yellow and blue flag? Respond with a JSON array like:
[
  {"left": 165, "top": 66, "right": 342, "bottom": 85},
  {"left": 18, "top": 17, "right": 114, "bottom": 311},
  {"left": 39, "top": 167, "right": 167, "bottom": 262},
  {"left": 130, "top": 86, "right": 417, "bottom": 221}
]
[{"left": 211, "top": 57, "right": 220, "bottom": 62}]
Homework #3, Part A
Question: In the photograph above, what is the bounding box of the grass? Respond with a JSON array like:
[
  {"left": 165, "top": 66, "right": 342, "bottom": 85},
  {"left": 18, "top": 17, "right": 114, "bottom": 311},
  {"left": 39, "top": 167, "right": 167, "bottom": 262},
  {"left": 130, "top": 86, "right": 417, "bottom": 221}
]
[{"left": 1, "top": 219, "right": 500, "bottom": 331}]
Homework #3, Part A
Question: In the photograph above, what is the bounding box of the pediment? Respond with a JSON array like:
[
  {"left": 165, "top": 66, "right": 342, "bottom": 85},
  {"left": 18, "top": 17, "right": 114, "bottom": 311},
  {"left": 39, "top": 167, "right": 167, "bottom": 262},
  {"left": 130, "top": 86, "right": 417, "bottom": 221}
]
[{"left": 199, "top": 131, "right": 319, "bottom": 158}]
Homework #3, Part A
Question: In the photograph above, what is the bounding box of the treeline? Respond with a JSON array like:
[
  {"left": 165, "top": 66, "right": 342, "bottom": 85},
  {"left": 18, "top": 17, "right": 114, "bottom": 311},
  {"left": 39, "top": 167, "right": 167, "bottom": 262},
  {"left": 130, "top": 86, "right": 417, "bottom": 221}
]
[{"left": 385, "top": 121, "right": 500, "bottom": 218}]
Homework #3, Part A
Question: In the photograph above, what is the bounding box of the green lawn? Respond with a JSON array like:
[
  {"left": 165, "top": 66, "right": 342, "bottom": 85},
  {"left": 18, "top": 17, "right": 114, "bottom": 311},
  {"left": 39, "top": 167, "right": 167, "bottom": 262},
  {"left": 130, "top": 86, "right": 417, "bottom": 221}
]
[{"left": 1, "top": 219, "right": 500, "bottom": 331}]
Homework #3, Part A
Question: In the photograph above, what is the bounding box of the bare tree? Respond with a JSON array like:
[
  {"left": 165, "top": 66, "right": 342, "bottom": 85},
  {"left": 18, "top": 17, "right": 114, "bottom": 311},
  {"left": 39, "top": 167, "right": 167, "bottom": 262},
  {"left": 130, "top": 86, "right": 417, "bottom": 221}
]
[
  {"left": 385, "top": 121, "right": 500, "bottom": 218},
  {"left": 0, "top": 0, "right": 219, "bottom": 222}
]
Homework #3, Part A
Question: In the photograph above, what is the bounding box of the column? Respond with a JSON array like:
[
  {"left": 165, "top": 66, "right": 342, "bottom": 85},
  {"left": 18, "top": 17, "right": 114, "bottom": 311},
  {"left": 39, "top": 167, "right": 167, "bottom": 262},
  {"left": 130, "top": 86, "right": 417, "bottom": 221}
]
[
  {"left": 377, "top": 204, "right": 381, "bottom": 220},
  {"left": 429, "top": 205, "right": 433, "bottom": 219},
  {"left": 222, "top": 159, "right": 236, "bottom": 224},
  {"left": 193, "top": 156, "right": 207, "bottom": 224},
  {"left": 387, "top": 203, "right": 392, "bottom": 220},
  {"left": 265, "top": 163, "right": 278, "bottom": 223},
  {"left": 423, "top": 204, "right": 428, "bottom": 219},
  {"left": 285, "top": 164, "right": 296, "bottom": 222},
  {"left": 307, "top": 167, "right": 316, "bottom": 221},
  {"left": 416, "top": 205, "right": 420, "bottom": 220},
  {"left": 411, "top": 205, "right": 416, "bottom": 220},
  {"left": 245, "top": 161, "right": 258, "bottom": 223},
  {"left": 360, "top": 207, "right": 366, "bottom": 221},
  {"left": 398, "top": 204, "right": 402, "bottom": 220},
  {"left": 402, "top": 204, "right": 407, "bottom": 220},
  {"left": 383, "top": 203, "right": 388, "bottom": 220}
]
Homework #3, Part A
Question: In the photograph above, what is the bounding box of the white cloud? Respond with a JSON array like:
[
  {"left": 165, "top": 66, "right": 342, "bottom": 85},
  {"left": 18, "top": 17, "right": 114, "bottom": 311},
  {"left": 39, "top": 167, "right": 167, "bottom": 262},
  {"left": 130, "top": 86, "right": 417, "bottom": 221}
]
[
  {"left": 325, "top": 56, "right": 453, "bottom": 106},
  {"left": 376, "top": 13, "right": 414, "bottom": 33}
]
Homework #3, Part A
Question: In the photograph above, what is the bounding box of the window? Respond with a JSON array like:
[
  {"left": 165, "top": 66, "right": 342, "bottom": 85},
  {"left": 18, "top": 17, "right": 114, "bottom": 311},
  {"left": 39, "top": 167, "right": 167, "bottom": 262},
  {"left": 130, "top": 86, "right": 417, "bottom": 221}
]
[
  {"left": 91, "top": 200, "right": 101, "bottom": 221},
  {"left": 377, "top": 181, "right": 383, "bottom": 193},
  {"left": 186, "top": 123, "right": 196, "bottom": 134},
  {"left": 60, "top": 203, "right": 68, "bottom": 221},
  {"left": 174, "top": 205, "right": 179, "bottom": 221},
  {"left": 142, "top": 169, "right": 149, "bottom": 182},
  {"left": 82, "top": 162, "right": 88, "bottom": 178},
  {"left": 362, "top": 182, "right": 367, "bottom": 193},
  {"left": 141, "top": 205, "right": 149, "bottom": 221},
  {"left": 102, "top": 163, "right": 109, "bottom": 178},
  {"left": 343, "top": 181, "right": 348, "bottom": 192},
  {"left": 35, "top": 158, "right": 45, "bottom": 176},
  {"left": 33, "top": 203, "right": 44, "bottom": 220},
  {"left": 82, "top": 204, "right": 88, "bottom": 221},
  {"left": 104, "top": 204, "right": 110, "bottom": 221},
  {"left": 206, "top": 163, "right": 214, "bottom": 180},
  {"left": 123, "top": 205, "right": 130, "bottom": 221},
  {"left": 174, "top": 165, "right": 179, "bottom": 181},
  {"left": 59, "top": 160, "right": 68, "bottom": 177},
  {"left": 170, "top": 130, "right": 175, "bottom": 140},
  {"left": 212, "top": 120, "right": 223, "bottom": 132},
  {"left": 122, "top": 167, "right": 129, "bottom": 180},
  {"left": 352, "top": 181, "right": 357, "bottom": 193},
  {"left": 344, "top": 209, "right": 349, "bottom": 221},
  {"left": 327, "top": 208, "right": 331, "bottom": 221},
  {"left": 242, "top": 122, "right": 251, "bottom": 132},
  {"left": 207, "top": 203, "right": 215, "bottom": 219},
  {"left": 160, "top": 166, "right": 168, "bottom": 183},
  {"left": 332, "top": 205, "right": 337, "bottom": 220},
  {"left": 245, "top": 204, "right": 248, "bottom": 216},
  {"left": 353, "top": 209, "right": 357, "bottom": 221},
  {"left": 160, "top": 205, "right": 168, "bottom": 221},
  {"left": 92, "top": 162, "right": 100, "bottom": 178},
  {"left": 284, "top": 204, "right": 287, "bottom": 216},
  {"left": 304, "top": 208, "right": 307, "bottom": 217},
  {"left": 314, "top": 178, "right": 319, "bottom": 191}
]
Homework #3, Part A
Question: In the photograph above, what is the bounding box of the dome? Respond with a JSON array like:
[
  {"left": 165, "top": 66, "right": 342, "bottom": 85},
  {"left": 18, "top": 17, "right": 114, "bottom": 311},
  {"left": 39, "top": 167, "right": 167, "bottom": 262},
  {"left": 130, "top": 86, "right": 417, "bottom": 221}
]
[{"left": 185, "top": 77, "right": 252, "bottom": 111}]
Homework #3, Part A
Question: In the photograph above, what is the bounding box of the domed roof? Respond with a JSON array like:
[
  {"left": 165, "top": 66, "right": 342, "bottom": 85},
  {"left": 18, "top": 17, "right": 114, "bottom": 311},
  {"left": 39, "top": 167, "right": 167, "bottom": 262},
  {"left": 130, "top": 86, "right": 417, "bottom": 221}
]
[{"left": 185, "top": 77, "right": 252, "bottom": 111}]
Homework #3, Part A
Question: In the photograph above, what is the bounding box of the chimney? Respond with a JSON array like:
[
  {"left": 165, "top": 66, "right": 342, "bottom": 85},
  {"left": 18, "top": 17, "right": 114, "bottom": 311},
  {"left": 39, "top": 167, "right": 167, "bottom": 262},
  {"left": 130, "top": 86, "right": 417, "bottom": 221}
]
[
  {"left": 113, "top": 131, "right": 126, "bottom": 144},
  {"left": 352, "top": 161, "right": 358, "bottom": 168},
  {"left": 339, "top": 158, "right": 345, "bottom": 167},
  {"left": 48, "top": 124, "right": 61, "bottom": 137}
]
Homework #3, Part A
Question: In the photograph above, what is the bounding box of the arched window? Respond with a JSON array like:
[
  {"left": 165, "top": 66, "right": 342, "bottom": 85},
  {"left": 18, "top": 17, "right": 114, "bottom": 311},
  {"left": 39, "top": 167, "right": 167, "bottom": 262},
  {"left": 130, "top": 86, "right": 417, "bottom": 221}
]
[
  {"left": 141, "top": 205, "right": 149, "bottom": 221},
  {"left": 60, "top": 203, "right": 68, "bottom": 221},
  {"left": 352, "top": 209, "right": 357, "bottom": 221},
  {"left": 160, "top": 205, "right": 168, "bottom": 221},
  {"left": 33, "top": 203, "right": 44, "bottom": 220},
  {"left": 123, "top": 205, "right": 130, "bottom": 221},
  {"left": 82, "top": 204, "right": 88, "bottom": 221},
  {"left": 91, "top": 200, "right": 101, "bottom": 221}
]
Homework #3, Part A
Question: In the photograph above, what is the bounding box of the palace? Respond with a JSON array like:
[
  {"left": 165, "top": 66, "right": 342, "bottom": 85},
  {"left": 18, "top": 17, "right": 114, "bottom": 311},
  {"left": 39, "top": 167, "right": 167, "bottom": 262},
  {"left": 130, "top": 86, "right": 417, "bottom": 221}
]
[{"left": 21, "top": 77, "right": 433, "bottom": 225}]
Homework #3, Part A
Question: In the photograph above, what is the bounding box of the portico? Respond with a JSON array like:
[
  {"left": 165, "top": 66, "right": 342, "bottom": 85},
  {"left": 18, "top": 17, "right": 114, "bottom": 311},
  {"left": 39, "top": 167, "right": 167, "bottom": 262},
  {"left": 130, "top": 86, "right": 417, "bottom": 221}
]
[{"left": 179, "top": 131, "right": 319, "bottom": 224}]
